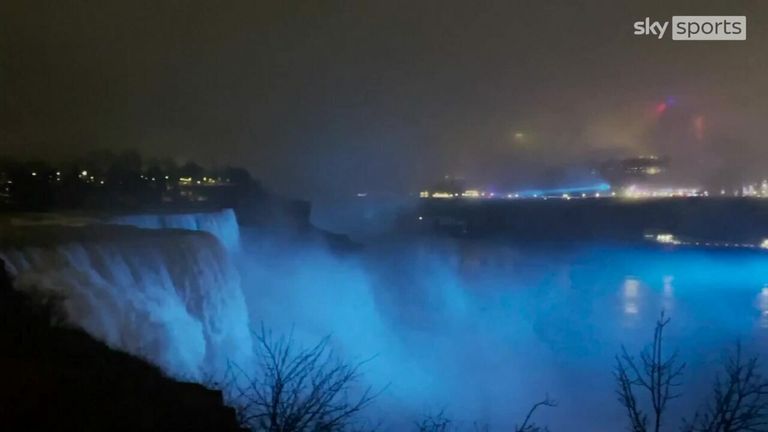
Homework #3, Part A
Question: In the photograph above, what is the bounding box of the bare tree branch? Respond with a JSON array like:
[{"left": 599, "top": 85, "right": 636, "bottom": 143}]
[
  {"left": 224, "top": 324, "right": 380, "bottom": 432},
  {"left": 683, "top": 343, "right": 768, "bottom": 432},
  {"left": 615, "top": 312, "right": 685, "bottom": 432},
  {"left": 415, "top": 410, "right": 454, "bottom": 432},
  {"left": 515, "top": 395, "right": 557, "bottom": 432}
]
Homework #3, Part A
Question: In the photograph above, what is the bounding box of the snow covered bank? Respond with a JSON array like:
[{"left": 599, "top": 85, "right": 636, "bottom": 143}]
[{"left": 0, "top": 222, "right": 251, "bottom": 379}]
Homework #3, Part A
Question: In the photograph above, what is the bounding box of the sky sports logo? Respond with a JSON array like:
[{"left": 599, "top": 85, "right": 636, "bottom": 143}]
[{"left": 634, "top": 16, "right": 746, "bottom": 40}]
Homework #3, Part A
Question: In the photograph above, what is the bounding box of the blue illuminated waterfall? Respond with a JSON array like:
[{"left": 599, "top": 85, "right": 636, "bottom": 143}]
[{"left": 0, "top": 209, "right": 251, "bottom": 379}]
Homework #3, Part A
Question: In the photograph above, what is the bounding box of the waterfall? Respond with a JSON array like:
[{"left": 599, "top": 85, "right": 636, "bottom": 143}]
[
  {"left": 108, "top": 208, "right": 241, "bottom": 250},
  {"left": 0, "top": 213, "right": 251, "bottom": 379}
]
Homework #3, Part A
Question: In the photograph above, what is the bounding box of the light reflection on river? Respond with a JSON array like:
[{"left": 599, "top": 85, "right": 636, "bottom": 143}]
[
  {"left": 372, "top": 243, "right": 768, "bottom": 430},
  {"left": 241, "top": 231, "right": 768, "bottom": 431}
]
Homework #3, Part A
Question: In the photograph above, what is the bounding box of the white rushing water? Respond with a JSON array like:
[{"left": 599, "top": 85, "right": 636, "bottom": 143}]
[
  {"left": 0, "top": 209, "right": 250, "bottom": 379},
  {"left": 108, "top": 208, "right": 241, "bottom": 251}
]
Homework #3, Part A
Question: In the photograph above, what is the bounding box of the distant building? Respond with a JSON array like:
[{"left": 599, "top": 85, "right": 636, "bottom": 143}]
[
  {"left": 420, "top": 176, "right": 467, "bottom": 199},
  {"left": 598, "top": 156, "right": 669, "bottom": 188}
]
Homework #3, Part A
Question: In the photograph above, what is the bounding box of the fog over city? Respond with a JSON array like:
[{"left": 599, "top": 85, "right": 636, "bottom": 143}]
[{"left": 3, "top": 1, "right": 768, "bottom": 198}]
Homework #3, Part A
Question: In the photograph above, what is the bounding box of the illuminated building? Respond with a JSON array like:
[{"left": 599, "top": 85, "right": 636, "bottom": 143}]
[
  {"left": 420, "top": 176, "right": 466, "bottom": 199},
  {"left": 598, "top": 156, "right": 668, "bottom": 188},
  {"left": 621, "top": 185, "right": 701, "bottom": 199},
  {"left": 654, "top": 233, "right": 679, "bottom": 244},
  {"left": 738, "top": 179, "right": 768, "bottom": 198}
]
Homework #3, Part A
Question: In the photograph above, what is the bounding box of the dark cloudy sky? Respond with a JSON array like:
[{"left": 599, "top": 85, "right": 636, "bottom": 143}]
[{"left": 2, "top": 0, "right": 767, "bottom": 198}]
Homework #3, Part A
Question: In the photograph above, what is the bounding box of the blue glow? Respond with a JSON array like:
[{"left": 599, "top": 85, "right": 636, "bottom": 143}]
[
  {"left": 237, "top": 232, "right": 768, "bottom": 430},
  {"left": 515, "top": 182, "right": 611, "bottom": 197},
  {"left": 14, "top": 211, "right": 768, "bottom": 431}
]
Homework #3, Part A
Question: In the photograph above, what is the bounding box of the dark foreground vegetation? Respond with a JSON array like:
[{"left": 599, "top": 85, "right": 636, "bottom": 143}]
[
  {"left": 615, "top": 314, "right": 768, "bottom": 432},
  {"left": 0, "top": 259, "right": 245, "bottom": 432}
]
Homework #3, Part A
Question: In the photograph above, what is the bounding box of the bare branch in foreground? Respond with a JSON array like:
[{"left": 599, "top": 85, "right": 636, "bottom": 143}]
[
  {"left": 615, "top": 312, "right": 685, "bottom": 432},
  {"left": 683, "top": 343, "right": 768, "bottom": 432},
  {"left": 225, "top": 325, "right": 379, "bottom": 431},
  {"left": 416, "top": 409, "right": 454, "bottom": 432},
  {"left": 515, "top": 395, "right": 557, "bottom": 432}
]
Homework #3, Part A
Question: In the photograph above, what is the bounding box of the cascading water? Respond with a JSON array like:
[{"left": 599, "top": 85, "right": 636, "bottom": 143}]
[
  {"left": 108, "top": 208, "right": 241, "bottom": 251},
  {"left": 0, "top": 210, "right": 251, "bottom": 379}
]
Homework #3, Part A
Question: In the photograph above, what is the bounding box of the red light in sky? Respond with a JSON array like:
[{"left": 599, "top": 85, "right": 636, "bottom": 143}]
[
  {"left": 655, "top": 102, "right": 667, "bottom": 114},
  {"left": 693, "top": 115, "right": 705, "bottom": 141}
]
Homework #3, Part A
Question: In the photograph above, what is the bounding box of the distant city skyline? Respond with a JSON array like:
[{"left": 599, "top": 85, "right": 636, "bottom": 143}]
[{"left": 2, "top": 0, "right": 768, "bottom": 199}]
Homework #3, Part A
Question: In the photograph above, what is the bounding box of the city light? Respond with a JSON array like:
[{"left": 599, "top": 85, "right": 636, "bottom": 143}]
[
  {"left": 646, "top": 231, "right": 768, "bottom": 250},
  {"left": 414, "top": 180, "right": 768, "bottom": 202},
  {"left": 655, "top": 233, "right": 679, "bottom": 244},
  {"left": 431, "top": 192, "right": 454, "bottom": 199},
  {"left": 621, "top": 185, "right": 702, "bottom": 199}
]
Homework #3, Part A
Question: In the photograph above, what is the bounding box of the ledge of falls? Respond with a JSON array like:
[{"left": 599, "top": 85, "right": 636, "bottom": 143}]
[{"left": 0, "top": 209, "right": 251, "bottom": 379}]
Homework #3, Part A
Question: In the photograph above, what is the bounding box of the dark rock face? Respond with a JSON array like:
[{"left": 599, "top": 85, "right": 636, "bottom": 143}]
[{"left": 0, "top": 259, "right": 245, "bottom": 432}]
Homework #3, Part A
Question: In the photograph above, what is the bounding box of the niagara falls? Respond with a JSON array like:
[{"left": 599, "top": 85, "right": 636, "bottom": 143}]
[
  {"left": 4, "top": 202, "right": 768, "bottom": 430},
  {"left": 4, "top": 1, "right": 768, "bottom": 430}
]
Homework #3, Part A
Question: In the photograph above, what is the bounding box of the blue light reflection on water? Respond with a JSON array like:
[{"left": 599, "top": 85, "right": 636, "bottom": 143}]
[
  {"left": 508, "top": 245, "right": 768, "bottom": 354},
  {"left": 379, "top": 242, "right": 768, "bottom": 429},
  {"left": 240, "top": 231, "right": 768, "bottom": 430}
]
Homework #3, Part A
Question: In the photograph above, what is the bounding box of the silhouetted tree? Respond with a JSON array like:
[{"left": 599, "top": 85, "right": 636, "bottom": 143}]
[
  {"left": 5, "top": 159, "right": 56, "bottom": 210},
  {"left": 414, "top": 396, "right": 555, "bottom": 432},
  {"left": 683, "top": 344, "right": 768, "bottom": 432},
  {"left": 416, "top": 410, "right": 453, "bottom": 432},
  {"left": 225, "top": 326, "right": 377, "bottom": 432},
  {"left": 615, "top": 312, "right": 686, "bottom": 432},
  {"left": 106, "top": 150, "right": 142, "bottom": 187},
  {"left": 514, "top": 396, "right": 557, "bottom": 432},
  {"left": 222, "top": 166, "right": 254, "bottom": 186}
]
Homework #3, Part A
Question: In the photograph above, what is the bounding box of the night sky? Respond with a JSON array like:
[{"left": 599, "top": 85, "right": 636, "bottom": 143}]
[{"left": 2, "top": 0, "right": 767, "bottom": 199}]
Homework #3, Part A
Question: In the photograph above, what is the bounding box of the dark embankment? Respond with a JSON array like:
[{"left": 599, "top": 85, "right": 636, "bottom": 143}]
[
  {"left": 0, "top": 260, "right": 244, "bottom": 432},
  {"left": 407, "top": 197, "right": 768, "bottom": 243}
]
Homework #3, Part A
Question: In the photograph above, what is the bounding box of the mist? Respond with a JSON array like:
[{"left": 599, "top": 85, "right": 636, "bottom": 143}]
[{"left": 235, "top": 227, "right": 768, "bottom": 430}]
